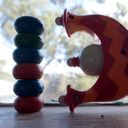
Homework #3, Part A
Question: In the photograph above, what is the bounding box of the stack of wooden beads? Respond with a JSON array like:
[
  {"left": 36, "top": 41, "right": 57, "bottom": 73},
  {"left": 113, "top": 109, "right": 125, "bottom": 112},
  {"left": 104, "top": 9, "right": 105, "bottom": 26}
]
[{"left": 12, "top": 16, "right": 44, "bottom": 113}]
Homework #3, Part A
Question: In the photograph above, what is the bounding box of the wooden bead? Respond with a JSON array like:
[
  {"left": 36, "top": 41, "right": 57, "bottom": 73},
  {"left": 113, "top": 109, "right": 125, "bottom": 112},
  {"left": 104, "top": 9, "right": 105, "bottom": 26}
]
[
  {"left": 14, "top": 16, "right": 44, "bottom": 35},
  {"left": 80, "top": 44, "right": 103, "bottom": 76},
  {"left": 13, "top": 48, "right": 43, "bottom": 64},
  {"left": 13, "top": 80, "right": 44, "bottom": 97},
  {"left": 13, "top": 64, "right": 43, "bottom": 80},
  {"left": 14, "top": 97, "right": 44, "bottom": 113},
  {"left": 14, "top": 34, "right": 44, "bottom": 49}
]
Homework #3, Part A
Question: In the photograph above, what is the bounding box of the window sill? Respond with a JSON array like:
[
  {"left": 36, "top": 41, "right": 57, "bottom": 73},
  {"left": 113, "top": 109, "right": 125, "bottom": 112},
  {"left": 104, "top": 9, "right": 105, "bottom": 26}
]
[{"left": 0, "top": 105, "right": 128, "bottom": 128}]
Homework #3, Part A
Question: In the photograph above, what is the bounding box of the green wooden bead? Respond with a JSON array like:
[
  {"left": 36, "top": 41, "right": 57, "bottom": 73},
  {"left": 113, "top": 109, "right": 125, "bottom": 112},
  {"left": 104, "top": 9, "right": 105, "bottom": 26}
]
[{"left": 14, "top": 34, "right": 44, "bottom": 49}]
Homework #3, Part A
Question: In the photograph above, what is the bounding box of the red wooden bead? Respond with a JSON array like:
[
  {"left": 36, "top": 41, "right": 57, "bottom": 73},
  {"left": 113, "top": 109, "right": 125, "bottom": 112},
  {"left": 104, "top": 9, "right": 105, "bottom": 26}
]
[
  {"left": 13, "top": 64, "right": 43, "bottom": 80},
  {"left": 14, "top": 97, "right": 44, "bottom": 113}
]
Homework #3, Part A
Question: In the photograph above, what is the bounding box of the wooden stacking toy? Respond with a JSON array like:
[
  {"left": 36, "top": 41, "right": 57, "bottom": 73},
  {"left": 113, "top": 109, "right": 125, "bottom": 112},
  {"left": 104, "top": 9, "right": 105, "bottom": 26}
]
[{"left": 13, "top": 16, "right": 44, "bottom": 113}]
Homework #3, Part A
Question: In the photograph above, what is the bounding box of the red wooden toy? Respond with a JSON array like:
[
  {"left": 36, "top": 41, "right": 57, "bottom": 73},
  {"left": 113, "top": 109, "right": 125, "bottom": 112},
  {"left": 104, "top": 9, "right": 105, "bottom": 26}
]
[{"left": 56, "top": 9, "right": 128, "bottom": 112}]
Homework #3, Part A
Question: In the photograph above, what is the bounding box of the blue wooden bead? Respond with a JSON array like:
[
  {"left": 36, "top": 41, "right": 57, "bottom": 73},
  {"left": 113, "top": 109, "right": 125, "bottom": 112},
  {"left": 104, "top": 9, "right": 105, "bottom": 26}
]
[
  {"left": 13, "top": 48, "right": 43, "bottom": 64},
  {"left": 13, "top": 80, "right": 44, "bottom": 97},
  {"left": 14, "top": 16, "right": 44, "bottom": 35}
]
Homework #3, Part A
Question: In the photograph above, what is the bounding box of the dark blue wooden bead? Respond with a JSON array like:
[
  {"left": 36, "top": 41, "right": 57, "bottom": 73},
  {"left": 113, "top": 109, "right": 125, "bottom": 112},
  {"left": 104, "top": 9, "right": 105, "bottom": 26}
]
[
  {"left": 14, "top": 16, "right": 44, "bottom": 35},
  {"left": 13, "top": 80, "right": 44, "bottom": 97},
  {"left": 13, "top": 48, "right": 43, "bottom": 64}
]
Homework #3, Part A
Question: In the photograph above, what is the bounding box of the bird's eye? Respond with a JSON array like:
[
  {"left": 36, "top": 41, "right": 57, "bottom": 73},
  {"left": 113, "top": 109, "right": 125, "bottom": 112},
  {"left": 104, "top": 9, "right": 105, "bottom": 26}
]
[
  {"left": 69, "top": 15, "right": 74, "bottom": 19},
  {"left": 73, "top": 94, "right": 80, "bottom": 101},
  {"left": 121, "top": 49, "right": 127, "bottom": 56}
]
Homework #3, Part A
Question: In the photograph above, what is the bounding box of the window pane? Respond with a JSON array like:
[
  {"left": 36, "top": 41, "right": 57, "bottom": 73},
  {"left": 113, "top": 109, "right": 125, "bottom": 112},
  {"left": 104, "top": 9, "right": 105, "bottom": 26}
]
[{"left": 0, "top": 0, "right": 128, "bottom": 104}]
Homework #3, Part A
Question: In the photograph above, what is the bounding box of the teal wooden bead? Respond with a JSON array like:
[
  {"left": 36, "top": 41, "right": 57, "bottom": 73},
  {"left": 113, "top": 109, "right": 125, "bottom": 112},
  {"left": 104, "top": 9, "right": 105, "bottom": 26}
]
[
  {"left": 14, "top": 34, "right": 44, "bottom": 49},
  {"left": 13, "top": 80, "right": 44, "bottom": 97},
  {"left": 14, "top": 16, "right": 44, "bottom": 35}
]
